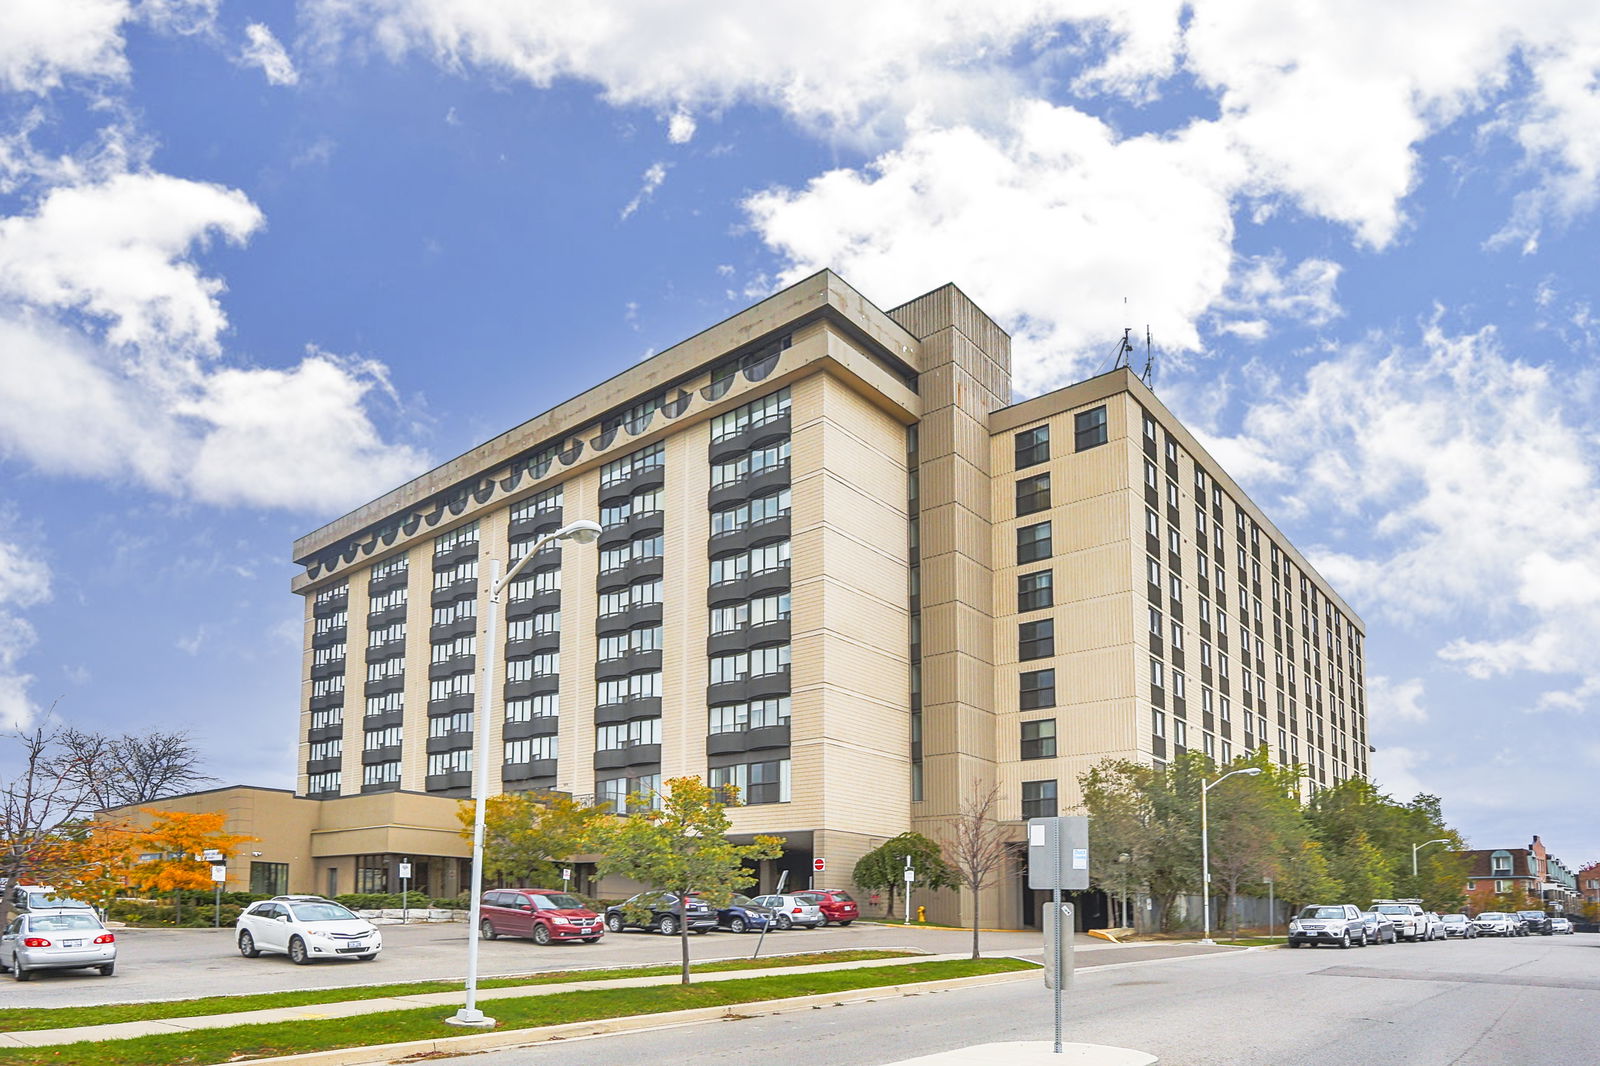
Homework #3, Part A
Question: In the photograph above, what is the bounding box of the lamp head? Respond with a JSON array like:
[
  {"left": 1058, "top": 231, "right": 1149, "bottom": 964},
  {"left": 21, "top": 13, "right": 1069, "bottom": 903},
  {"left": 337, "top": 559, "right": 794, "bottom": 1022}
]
[
  {"left": 1238, "top": 768, "right": 1264, "bottom": 776},
  {"left": 558, "top": 520, "right": 603, "bottom": 545}
]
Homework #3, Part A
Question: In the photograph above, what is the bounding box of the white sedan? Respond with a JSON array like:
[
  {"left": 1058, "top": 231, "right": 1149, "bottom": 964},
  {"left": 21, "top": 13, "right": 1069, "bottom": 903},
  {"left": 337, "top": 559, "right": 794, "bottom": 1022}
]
[
  {"left": 236, "top": 897, "right": 382, "bottom": 964},
  {"left": 748, "top": 893, "right": 825, "bottom": 929}
]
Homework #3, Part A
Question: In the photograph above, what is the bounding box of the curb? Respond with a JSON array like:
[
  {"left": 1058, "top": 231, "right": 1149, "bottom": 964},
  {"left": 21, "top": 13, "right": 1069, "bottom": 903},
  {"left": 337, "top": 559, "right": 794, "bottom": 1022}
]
[{"left": 207, "top": 968, "right": 1039, "bottom": 1066}]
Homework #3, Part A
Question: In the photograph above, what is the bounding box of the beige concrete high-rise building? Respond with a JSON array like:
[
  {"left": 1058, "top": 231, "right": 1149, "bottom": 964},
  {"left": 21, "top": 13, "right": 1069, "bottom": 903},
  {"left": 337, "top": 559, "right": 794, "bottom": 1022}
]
[{"left": 288, "top": 271, "right": 1367, "bottom": 928}]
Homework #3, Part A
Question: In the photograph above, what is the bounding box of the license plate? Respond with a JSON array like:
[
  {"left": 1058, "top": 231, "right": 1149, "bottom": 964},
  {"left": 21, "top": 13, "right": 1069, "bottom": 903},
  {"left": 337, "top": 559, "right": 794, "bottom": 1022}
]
[
  {"left": 63, "top": 940, "right": 83, "bottom": 947},
  {"left": 337, "top": 946, "right": 364, "bottom": 953}
]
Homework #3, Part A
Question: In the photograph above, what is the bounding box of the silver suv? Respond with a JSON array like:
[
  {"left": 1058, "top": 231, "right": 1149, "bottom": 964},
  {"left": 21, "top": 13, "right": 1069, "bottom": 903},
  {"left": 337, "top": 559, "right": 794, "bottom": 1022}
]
[{"left": 1288, "top": 904, "right": 1368, "bottom": 948}]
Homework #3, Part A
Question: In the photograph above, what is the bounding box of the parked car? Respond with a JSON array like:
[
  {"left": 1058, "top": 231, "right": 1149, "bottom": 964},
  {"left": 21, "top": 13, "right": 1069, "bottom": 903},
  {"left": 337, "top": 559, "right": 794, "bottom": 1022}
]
[
  {"left": 1471, "top": 912, "right": 1518, "bottom": 937},
  {"left": 797, "top": 889, "right": 859, "bottom": 926},
  {"left": 1419, "top": 912, "right": 1447, "bottom": 940},
  {"left": 0, "top": 911, "right": 117, "bottom": 979},
  {"left": 236, "top": 897, "right": 382, "bottom": 964},
  {"left": 8, "top": 885, "right": 95, "bottom": 915},
  {"left": 1372, "top": 899, "right": 1428, "bottom": 942},
  {"left": 478, "top": 889, "right": 604, "bottom": 945},
  {"left": 1550, "top": 916, "right": 1574, "bottom": 934},
  {"left": 748, "top": 893, "right": 825, "bottom": 929},
  {"left": 691, "top": 893, "right": 775, "bottom": 933},
  {"left": 1515, "top": 910, "right": 1553, "bottom": 935},
  {"left": 604, "top": 892, "right": 717, "bottom": 935},
  {"left": 1359, "top": 911, "right": 1397, "bottom": 944},
  {"left": 1440, "top": 913, "right": 1477, "bottom": 939},
  {"left": 1288, "top": 904, "right": 1368, "bottom": 948}
]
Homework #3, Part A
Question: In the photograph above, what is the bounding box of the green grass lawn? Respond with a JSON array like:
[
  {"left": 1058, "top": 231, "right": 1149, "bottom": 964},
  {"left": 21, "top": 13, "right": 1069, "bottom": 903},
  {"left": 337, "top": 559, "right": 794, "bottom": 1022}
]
[
  {"left": 0, "top": 949, "right": 914, "bottom": 1033},
  {"left": 0, "top": 958, "right": 1037, "bottom": 1066},
  {"left": 1215, "top": 937, "right": 1282, "bottom": 947}
]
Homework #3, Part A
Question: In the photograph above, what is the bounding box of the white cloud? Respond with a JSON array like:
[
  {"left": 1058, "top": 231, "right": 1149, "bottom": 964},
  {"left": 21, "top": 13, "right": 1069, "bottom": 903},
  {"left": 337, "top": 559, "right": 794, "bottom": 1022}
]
[
  {"left": 1368, "top": 745, "right": 1431, "bottom": 805},
  {"left": 1216, "top": 321, "right": 1600, "bottom": 713},
  {"left": 1368, "top": 675, "right": 1429, "bottom": 725},
  {"left": 0, "top": 535, "right": 51, "bottom": 730},
  {"left": 0, "top": 0, "right": 130, "bottom": 94},
  {"left": 746, "top": 103, "right": 1243, "bottom": 395},
  {"left": 0, "top": 317, "right": 430, "bottom": 512},
  {"left": 240, "top": 23, "right": 299, "bottom": 86},
  {"left": 619, "top": 161, "right": 667, "bottom": 221},
  {"left": 0, "top": 172, "right": 263, "bottom": 352},
  {"left": 1214, "top": 254, "right": 1342, "bottom": 339},
  {"left": 666, "top": 108, "right": 695, "bottom": 144}
]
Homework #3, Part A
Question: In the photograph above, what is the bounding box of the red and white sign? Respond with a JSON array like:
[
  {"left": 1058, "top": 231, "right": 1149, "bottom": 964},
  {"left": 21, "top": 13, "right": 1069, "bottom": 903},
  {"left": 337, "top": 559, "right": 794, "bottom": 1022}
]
[{"left": 813, "top": 858, "right": 826, "bottom": 872}]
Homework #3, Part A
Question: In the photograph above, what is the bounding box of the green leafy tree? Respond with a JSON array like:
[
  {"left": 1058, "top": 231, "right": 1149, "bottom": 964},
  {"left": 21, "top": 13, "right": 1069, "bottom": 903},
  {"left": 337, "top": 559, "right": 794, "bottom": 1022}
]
[
  {"left": 853, "top": 832, "right": 954, "bottom": 917},
  {"left": 594, "top": 776, "right": 782, "bottom": 984},
  {"left": 459, "top": 790, "right": 609, "bottom": 887},
  {"left": 1207, "top": 752, "right": 1307, "bottom": 933},
  {"left": 1080, "top": 754, "right": 1203, "bottom": 931},
  {"left": 1329, "top": 829, "right": 1395, "bottom": 905},
  {"left": 1277, "top": 837, "right": 1340, "bottom": 915}
]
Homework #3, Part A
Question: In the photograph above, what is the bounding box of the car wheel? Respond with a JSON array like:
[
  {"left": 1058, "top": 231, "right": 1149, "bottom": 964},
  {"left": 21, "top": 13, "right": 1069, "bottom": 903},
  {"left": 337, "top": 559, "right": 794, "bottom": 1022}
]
[
  {"left": 582, "top": 937, "right": 600, "bottom": 944},
  {"left": 97, "top": 962, "right": 116, "bottom": 976},
  {"left": 1339, "top": 932, "right": 1351, "bottom": 949},
  {"left": 839, "top": 921, "right": 853, "bottom": 927},
  {"left": 238, "top": 931, "right": 260, "bottom": 958},
  {"left": 1357, "top": 931, "right": 1369, "bottom": 947},
  {"left": 730, "top": 916, "right": 747, "bottom": 933},
  {"left": 532, "top": 924, "right": 552, "bottom": 946},
  {"left": 658, "top": 915, "right": 679, "bottom": 936},
  {"left": 777, "top": 914, "right": 792, "bottom": 930},
  {"left": 606, "top": 913, "right": 624, "bottom": 933},
  {"left": 479, "top": 920, "right": 497, "bottom": 941},
  {"left": 12, "top": 955, "right": 29, "bottom": 982},
  {"left": 1288, "top": 940, "right": 1300, "bottom": 948},
  {"left": 819, "top": 916, "right": 831, "bottom": 927},
  {"left": 355, "top": 954, "right": 377, "bottom": 961},
  {"left": 288, "top": 937, "right": 311, "bottom": 965}
]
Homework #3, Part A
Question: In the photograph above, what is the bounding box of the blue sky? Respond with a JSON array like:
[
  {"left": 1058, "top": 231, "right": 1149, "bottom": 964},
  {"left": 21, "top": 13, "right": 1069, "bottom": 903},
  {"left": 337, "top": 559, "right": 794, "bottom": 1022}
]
[{"left": 1, "top": 2, "right": 1596, "bottom": 873}]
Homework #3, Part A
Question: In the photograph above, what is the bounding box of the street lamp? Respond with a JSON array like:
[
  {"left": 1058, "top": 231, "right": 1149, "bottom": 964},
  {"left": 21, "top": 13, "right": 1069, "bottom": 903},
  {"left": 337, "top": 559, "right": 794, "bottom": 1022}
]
[
  {"left": 1200, "top": 767, "right": 1263, "bottom": 945},
  {"left": 1412, "top": 838, "right": 1450, "bottom": 879},
  {"left": 448, "top": 519, "right": 602, "bottom": 1029}
]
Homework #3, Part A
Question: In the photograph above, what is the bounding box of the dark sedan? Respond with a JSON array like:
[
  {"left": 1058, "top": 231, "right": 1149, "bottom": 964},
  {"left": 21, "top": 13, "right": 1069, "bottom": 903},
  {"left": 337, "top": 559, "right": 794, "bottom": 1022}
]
[
  {"left": 693, "top": 893, "right": 776, "bottom": 933},
  {"left": 604, "top": 891, "right": 717, "bottom": 935}
]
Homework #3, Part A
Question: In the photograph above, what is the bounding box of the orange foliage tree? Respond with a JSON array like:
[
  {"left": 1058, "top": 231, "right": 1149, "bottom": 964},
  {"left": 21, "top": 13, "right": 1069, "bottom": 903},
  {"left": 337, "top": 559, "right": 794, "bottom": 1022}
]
[{"left": 127, "top": 810, "right": 255, "bottom": 922}]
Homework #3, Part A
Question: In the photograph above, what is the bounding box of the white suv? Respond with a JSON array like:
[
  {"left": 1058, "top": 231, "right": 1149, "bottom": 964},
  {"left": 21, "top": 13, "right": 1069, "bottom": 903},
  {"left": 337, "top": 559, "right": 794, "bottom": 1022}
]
[{"left": 236, "top": 897, "right": 382, "bottom": 964}]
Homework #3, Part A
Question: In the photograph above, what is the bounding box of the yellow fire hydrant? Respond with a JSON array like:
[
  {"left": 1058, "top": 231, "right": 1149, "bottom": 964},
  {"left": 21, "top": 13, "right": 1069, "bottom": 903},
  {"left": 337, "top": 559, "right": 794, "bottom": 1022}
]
[{"left": 917, "top": 905, "right": 927, "bottom": 922}]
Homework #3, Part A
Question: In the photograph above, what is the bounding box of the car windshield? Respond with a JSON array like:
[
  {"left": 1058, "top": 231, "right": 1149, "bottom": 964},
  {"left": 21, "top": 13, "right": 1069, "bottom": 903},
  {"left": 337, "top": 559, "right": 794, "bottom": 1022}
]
[
  {"left": 1300, "top": 906, "right": 1346, "bottom": 919},
  {"left": 535, "top": 894, "right": 587, "bottom": 910},
  {"left": 1373, "top": 905, "right": 1411, "bottom": 914},
  {"left": 29, "top": 914, "right": 101, "bottom": 931},
  {"left": 1443, "top": 915, "right": 1466, "bottom": 923},
  {"left": 32, "top": 896, "right": 90, "bottom": 909},
  {"left": 290, "top": 902, "right": 359, "bottom": 922},
  {"left": 1477, "top": 913, "right": 1506, "bottom": 920}
]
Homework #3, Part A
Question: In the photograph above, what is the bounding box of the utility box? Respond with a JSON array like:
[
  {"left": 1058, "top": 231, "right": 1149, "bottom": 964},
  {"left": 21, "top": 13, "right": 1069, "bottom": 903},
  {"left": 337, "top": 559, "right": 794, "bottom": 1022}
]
[{"left": 1027, "top": 816, "right": 1090, "bottom": 891}]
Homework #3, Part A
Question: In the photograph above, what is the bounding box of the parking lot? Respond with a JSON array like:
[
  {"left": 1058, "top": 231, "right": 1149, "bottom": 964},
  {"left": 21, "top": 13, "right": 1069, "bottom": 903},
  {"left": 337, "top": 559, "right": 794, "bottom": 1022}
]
[{"left": 2, "top": 918, "right": 1050, "bottom": 1008}]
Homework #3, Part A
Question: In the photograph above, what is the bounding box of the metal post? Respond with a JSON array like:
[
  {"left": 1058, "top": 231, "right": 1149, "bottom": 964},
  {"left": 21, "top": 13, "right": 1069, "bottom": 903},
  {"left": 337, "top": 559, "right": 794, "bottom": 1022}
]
[
  {"left": 1267, "top": 878, "right": 1275, "bottom": 937},
  {"left": 449, "top": 558, "right": 501, "bottom": 1029},
  {"left": 904, "top": 856, "right": 912, "bottom": 925},
  {"left": 214, "top": 884, "right": 220, "bottom": 928},
  {"left": 1053, "top": 885, "right": 1063, "bottom": 1054},
  {"left": 1200, "top": 781, "right": 1212, "bottom": 944}
]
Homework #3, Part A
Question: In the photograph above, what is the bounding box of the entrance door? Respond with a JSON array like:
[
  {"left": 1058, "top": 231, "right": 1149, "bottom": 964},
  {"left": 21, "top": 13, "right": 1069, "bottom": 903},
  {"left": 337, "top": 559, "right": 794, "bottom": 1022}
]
[{"left": 326, "top": 868, "right": 338, "bottom": 898}]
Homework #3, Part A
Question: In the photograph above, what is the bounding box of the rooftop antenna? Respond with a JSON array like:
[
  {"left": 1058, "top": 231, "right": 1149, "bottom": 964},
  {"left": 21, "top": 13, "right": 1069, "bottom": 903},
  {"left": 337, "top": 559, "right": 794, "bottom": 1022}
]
[
  {"left": 1141, "top": 325, "right": 1155, "bottom": 387},
  {"left": 1110, "top": 326, "right": 1133, "bottom": 371}
]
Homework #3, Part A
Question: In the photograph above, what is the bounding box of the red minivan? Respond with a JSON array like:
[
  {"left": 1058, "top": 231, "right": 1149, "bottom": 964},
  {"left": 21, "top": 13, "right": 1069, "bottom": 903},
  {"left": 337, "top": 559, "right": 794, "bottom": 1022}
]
[
  {"left": 478, "top": 889, "right": 605, "bottom": 945},
  {"left": 797, "top": 889, "right": 859, "bottom": 926}
]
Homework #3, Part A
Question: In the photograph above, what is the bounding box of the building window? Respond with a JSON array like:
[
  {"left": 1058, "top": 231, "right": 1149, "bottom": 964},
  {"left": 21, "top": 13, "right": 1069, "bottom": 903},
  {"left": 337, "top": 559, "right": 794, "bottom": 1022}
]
[
  {"left": 1020, "top": 669, "right": 1056, "bottom": 710},
  {"left": 306, "top": 771, "right": 340, "bottom": 795},
  {"left": 1017, "top": 570, "right": 1053, "bottom": 612},
  {"left": 1075, "top": 405, "right": 1108, "bottom": 451},
  {"left": 597, "top": 718, "right": 661, "bottom": 750},
  {"left": 710, "top": 387, "right": 791, "bottom": 442},
  {"left": 600, "top": 442, "right": 665, "bottom": 489},
  {"left": 362, "top": 760, "right": 401, "bottom": 787},
  {"left": 1151, "top": 708, "right": 1166, "bottom": 738},
  {"left": 1021, "top": 780, "right": 1058, "bottom": 820},
  {"left": 708, "top": 696, "right": 790, "bottom": 733},
  {"left": 249, "top": 861, "right": 290, "bottom": 896},
  {"left": 1015, "top": 425, "right": 1050, "bottom": 469},
  {"left": 1019, "top": 619, "right": 1055, "bottom": 661},
  {"left": 1150, "top": 659, "right": 1164, "bottom": 688},
  {"left": 427, "top": 749, "right": 472, "bottom": 777},
  {"left": 710, "top": 760, "right": 790, "bottom": 805},
  {"left": 1017, "top": 521, "right": 1052, "bottom": 564},
  {"left": 1016, "top": 473, "right": 1051, "bottom": 516},
  {"left": 505, "top": 736, "right": 558, "bottom": 763},
  {"left": 1174, "top": 719, "right": 1188, "bottom": 748},
  {"left": 1021, "top": 719, "right": 1057, "bottom": 760}
]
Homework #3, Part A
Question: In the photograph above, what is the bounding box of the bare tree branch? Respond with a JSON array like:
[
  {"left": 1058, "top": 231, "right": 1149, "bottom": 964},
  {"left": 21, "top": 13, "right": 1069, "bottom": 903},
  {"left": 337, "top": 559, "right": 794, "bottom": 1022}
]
[{"left": 941, "top": 784, "right": 1013, "bottom": 959}]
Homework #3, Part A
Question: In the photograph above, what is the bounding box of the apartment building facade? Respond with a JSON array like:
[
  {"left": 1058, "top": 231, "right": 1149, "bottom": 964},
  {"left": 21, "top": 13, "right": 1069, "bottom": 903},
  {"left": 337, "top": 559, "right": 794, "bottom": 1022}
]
[{"left": 290, "top": 271, "right": 1367, "bottom": 927}]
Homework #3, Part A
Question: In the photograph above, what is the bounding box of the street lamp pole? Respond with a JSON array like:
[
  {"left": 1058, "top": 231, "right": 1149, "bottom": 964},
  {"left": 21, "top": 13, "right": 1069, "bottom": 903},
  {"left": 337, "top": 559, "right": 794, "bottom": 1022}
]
[
  {"left": 448, "top": 519, "right": 602, "bottom": 1029},
  {"left": 1200, "top": 767, "right": 1263, "bottom": 945},
  {"left": 1412, "top": 838, "right": 1449, "bottom": 879}
]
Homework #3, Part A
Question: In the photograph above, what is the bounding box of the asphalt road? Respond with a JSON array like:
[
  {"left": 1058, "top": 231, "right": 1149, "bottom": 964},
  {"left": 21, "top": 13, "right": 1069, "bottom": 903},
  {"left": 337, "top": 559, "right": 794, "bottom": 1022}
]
[
  {"left": 416, "top": 933, "right": 1600, "bottom": 1066},
  {"left": 2, "top": 918, "right": 1064, "bottom": 1008}
]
